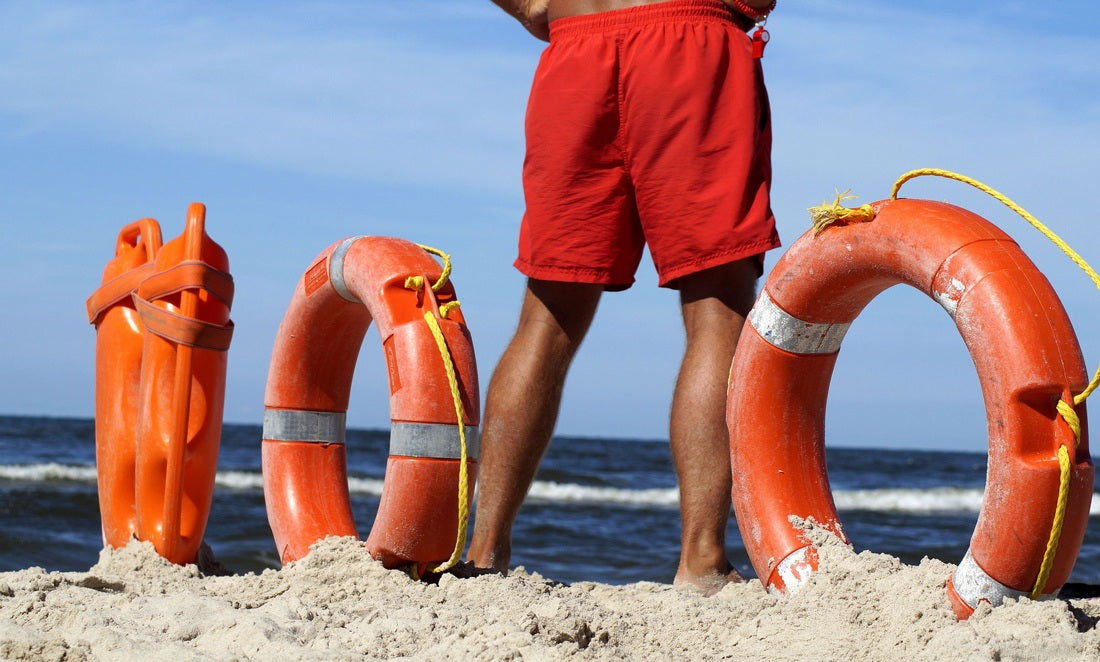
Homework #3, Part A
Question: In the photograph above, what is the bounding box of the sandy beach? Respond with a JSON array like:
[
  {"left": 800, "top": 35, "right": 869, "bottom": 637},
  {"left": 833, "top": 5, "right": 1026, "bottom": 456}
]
[{"left": 2, "top": 526, "right": 1098, "bottom": 661}]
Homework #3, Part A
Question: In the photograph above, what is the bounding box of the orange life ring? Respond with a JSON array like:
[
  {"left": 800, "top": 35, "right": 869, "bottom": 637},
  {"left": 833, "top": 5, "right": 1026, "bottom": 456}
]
[
  {"left": 87, "top": 203, "right": 234, "bottom": 565},
  {"left": 727, "top": 198, "right": 1093, "bottom": 619},
  {"left": 262, "top": 236, "right": 479, "bottom": 574}
]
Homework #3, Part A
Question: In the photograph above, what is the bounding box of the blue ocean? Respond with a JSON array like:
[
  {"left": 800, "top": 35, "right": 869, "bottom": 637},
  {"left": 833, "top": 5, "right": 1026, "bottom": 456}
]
[{"left": 3, "top": 414, "right": 1099, "bottom": 591}]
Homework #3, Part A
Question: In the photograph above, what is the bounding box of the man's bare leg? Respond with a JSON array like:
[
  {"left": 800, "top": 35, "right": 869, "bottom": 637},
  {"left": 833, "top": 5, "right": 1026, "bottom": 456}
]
[
  {"left": 467, "top": 279, "right": 603, "bottom": 573},
  {"left": 670, "top": 258, "right": 759, "bottom": 595}
]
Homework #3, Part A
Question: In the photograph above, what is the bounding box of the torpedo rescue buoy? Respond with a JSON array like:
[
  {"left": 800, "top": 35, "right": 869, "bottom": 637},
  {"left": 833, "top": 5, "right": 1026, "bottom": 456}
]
[
  {"left": 727, "top": 198, "right": 1092, "bottom": 619},
  {"left": 261, "top": 236, "right": 479, "bottom": 576},
  {"left": 87, "top": 218, "right": 164, "bottom": 548},
  {"left": 87, "top": 203, "right": 234, "bottom": 565}
]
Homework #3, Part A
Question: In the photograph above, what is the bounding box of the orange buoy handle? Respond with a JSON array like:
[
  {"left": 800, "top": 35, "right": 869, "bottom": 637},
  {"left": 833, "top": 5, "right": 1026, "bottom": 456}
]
[
  {"left": 87, "top": 219, "right": 164, "bottom": 326},
  {"left": 728, "top": 199, "right": 1092, "bottom": 618},
  {"left": 263, "top": 236, "right": 479, "bottom": 571}
]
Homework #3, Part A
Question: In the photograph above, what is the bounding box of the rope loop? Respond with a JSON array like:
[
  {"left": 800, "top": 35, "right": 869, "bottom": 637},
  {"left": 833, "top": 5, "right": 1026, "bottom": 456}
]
[
  {"left": 439, "top": 300, "right": 462, "bottom": 319},
  {"left": 1056, "top": 399, "right": 1083, "bottom": 446},
  {"left": 416, "top": 244, "right": 453, "bottom": 293},
  {"left": 404, "top": 278, "right": 463, "bottom": 320}
]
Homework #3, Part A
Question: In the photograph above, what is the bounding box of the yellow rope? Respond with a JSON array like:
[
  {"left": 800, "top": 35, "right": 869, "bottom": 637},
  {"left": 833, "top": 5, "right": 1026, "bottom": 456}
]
[
  {"left": 404, "top": 245, "right": 455, "bottom": 294},
  {"left": 439, "top": 301, "right": 462, "bottom": 318},
  {"left": 808, "top": 189, "right": 875, "bottom": 235},
  {"left": 417, "top": 244, "right": 453, "bottom": 292},
  {"left": 886, "top": 168, "right": 1098, "bottom": 599},
  {"left": 421, "top": 308, "right": 471, "bottom": 574},
  {"left": 396, "top": 243, "right": 470, "bottom": 577},
  {"left": 1031, "top": 444, "right": 1072, "bottom": 600},
  {"left": 891, "top": 168, "right": 1100, "bottom": 405}
]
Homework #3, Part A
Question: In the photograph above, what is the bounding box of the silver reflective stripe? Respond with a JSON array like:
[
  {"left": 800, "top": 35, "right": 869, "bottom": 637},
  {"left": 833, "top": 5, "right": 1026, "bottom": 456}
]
[
  {"left": 951, "top": 548, "right": 1039, "bottom": 609},
  {"left": 390, "top": 422, "right": 480, "bottom": 460},
  {"left": 768, "top": 545, "right": 815, "bottom": 597},
  {"left": 748, "top": 291, "right": 851, "bottom": 355},
  {"left": 330, "top": 236, "right": 365, "bottom": 303},
  {"left": 263, "top": 409, "right": 346, "bottom": 444}
]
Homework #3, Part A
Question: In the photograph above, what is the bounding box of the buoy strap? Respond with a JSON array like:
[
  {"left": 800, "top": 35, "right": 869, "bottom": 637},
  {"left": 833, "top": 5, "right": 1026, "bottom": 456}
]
[
  {"left": 328, "top": 236, "right": 363, "bottom": 303},
  {"left": 136, "top": 261, "right": 235, "bottom": 307},
  {"left": 391, "top": 422, "right": 480, "bottom": 461},
  {"left": 131, "top": 293, "right": 234, "bottom": 351},
  {"left": 85, "top": 263, "right": 155, "bottom": 324},
  {"left": 263, "top": 409, "right": 346, "bottom": 444},
  {"left": 748, "top": 290, "right": 851, "bottom": 355}
]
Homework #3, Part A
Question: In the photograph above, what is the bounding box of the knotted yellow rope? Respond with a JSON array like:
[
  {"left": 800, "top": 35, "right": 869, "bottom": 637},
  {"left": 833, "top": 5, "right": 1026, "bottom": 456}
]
[
  {"left": 812, "top": 168, "right": 1099, "bottom": 600},
  {"left": 403, "top": 243, "right": 470, "bottom": 577},
  {"left": 403, "top": 244, "right": 454, "bottom": 293},
  {"left": 422, "top": 307, "right": 471, "bottom": 574},
  {"left": 808, "top": 189, "right": 875, "bottom": 235}
]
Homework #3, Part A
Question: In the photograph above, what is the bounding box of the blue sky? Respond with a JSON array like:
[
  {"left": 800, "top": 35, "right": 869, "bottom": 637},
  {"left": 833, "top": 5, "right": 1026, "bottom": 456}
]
[{"left": 1, "top": 1, "right": 1097, "bottom": 452}]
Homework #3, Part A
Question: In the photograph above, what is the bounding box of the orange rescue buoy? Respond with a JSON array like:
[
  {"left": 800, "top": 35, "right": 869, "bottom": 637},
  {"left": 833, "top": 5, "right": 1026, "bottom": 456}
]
[
  {"left": 262, "top": 236, "right": 479, "bottom": 575},
  {"left": 132, "top": 203, "right": 234, "bottom": 564},
  {"left": 87, "top": 218, "right": 164, "bottom": 548},
  {"left": 87, "top": 203, "right": 234, "bottom": 565},
  {"left": 727, "top": 198, "right": 1092, "bottom": 618}
]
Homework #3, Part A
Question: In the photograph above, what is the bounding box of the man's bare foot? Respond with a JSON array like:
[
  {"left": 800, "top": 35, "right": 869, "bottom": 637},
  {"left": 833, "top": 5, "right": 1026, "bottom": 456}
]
[
  {"left": 434, "top": 560, "right": 506, "bottom": 580},
  {"left": 673, "top": 566, "right": 745, "bottom": 597},
  {"left": 415, "top": 560, "right": 506, "bottom": 585},
  {"left": 464, "top": 541, "right": 511, "bottom": 576}
]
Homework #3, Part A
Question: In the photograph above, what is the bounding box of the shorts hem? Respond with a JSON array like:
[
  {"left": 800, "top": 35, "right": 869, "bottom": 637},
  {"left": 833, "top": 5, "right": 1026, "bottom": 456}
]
[
  {"left": 657, "top": 237, "right": 781, "bottom": 288},
  {"left": 514, "top": 258, "right": 636, "bottom": 289}
]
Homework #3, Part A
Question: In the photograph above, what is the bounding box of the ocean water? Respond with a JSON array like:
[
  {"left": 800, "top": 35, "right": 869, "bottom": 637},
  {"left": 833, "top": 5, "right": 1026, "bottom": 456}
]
[{"left": 2, "top": 415, "right": 1099, "bottom": 590}]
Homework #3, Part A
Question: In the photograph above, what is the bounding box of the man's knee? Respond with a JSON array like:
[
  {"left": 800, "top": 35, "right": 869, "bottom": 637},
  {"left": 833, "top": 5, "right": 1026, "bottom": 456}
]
[
  {"left": 678, "top": 258, "right": 761, "bottom": 318},
  {"left": 520, "top": 279, "right": 603, "bottom": 347}
]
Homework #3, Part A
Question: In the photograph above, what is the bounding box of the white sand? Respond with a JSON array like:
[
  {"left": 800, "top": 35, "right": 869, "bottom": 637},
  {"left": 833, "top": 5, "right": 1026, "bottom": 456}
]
[{"left": 2, "top": 529, "right": 1099, "bottom": 661}]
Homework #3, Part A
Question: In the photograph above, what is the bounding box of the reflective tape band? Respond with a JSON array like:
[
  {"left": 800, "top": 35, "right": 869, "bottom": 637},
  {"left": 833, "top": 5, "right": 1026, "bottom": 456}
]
[
  {"left": 390, "top": 422, "right": 480, "bottom": 460},
  {"left": 748, "top": 291, "right": 851, "bottom": 355},
  {"left": 951, "top": 548, "right": 1040, "bottom": 609},
  {"left": 768, "top": 545, "right": 815, "bottom": 597},
  {"left": 263, "top": 409, "right": 346, "bottom": 444},
  {"left": 330, "top": 236, "right": 366, "bottom": 303}
]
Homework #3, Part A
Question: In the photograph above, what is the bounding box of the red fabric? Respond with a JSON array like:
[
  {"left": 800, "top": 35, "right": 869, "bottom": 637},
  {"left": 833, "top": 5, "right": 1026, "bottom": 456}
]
[{"left": 516, "top": 0, "right": 780, "bottom": 290}]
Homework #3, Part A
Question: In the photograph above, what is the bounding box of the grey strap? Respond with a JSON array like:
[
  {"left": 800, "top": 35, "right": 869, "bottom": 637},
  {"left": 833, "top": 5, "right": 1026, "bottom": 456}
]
[
  {"left": 329, "top": 236, "right": 366, "bottom": 303},
  {"left": 263, "top": 409, "right": 346, "bottom": 444},
  {"left": 390, "top": 422, "right": 480, "bottom": 460}
]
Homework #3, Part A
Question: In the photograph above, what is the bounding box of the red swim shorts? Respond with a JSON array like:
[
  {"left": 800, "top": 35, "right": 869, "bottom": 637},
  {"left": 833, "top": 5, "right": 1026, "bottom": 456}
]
[{"left": 515, "top": 0, "right": 780, "bottom": 290}]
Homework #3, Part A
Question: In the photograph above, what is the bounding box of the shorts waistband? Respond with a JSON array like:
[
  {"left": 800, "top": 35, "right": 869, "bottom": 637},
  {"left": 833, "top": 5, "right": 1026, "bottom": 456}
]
[{"left": 548, "top": 0, "right": 752, "bottom": 39}]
